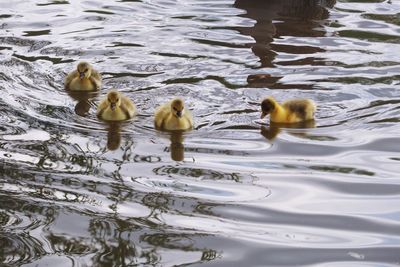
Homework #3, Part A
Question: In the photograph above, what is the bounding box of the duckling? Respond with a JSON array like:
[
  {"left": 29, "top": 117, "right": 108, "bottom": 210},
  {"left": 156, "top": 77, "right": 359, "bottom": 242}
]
[
  {"left": 154, "top": 98, "right": 193, "bottom": 131},
  {"left": 65, "top": 61, "right": 102, "bottom": 91},
  {"left": 97, "top": 90, "right": 136, "bottom": 121},
  {"left": 261, "top": 96, "right": 316, "bottom": 123}
]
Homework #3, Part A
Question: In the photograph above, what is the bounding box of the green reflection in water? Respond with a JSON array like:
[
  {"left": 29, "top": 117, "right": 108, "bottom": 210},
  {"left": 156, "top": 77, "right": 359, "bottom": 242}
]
[
  {"left": 37, "top": 1, "right": 69, "bottom": 6},
  {"left": 316, "top": 75, "right": 400, "bottom": 85},
  {"left": 363, "top": 13, "right": 400, "bottom": 26},
  {"left": 310, "top": 165, "right": 375, "bottom": 176},
  {"left": 339, "top": 30, "right": 400, "bottom": 43},
  {"left": 23, "top": 30, "right": 51, "bottom": 37},
  {"left": 84, "top": 10, "right": 115, "bottom": 15}
]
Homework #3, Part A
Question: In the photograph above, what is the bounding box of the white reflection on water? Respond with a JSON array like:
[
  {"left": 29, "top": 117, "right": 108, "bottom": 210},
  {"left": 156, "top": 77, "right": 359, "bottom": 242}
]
[{"left": 3, "top": 129, "right": 50, "bottom": 141}]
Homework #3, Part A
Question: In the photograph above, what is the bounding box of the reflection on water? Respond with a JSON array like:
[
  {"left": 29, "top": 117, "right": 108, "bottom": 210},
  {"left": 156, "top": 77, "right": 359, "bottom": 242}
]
[
  {"left": 1, "top": 0, "right": 400, "bottom": 266},
  {"left": 168, "top": 131, "right": 185, "bottom": 161},
  {"left": 260, "top": 120, "right": 316, "bottom": 140},
  {"left": 107, "top": 121, "right": 122, "bottom": 151},
  {"left": 67, "top": 90, "right": 98, "bottom": 117},
  {"left": 235, "top": 0, "right": 336, "bottom": 89}
]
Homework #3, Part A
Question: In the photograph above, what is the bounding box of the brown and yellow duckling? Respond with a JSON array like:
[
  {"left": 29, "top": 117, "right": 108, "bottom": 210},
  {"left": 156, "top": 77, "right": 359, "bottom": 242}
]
[
  {"left": 97, "top": 90, "right": 136, "bottom": 121},
  {"left": 261, "top": 96, "right": 316, "bottom": 123},
  {"left": 65, "top": 61, "right": 102, "bottom": 91},
  {"left": 154, "top": 98, "right": 193, "bottom": 131}
]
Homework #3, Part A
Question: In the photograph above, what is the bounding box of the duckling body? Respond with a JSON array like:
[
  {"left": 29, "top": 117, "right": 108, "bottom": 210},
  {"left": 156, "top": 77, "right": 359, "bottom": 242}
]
[
  {"left": 65, "top": 61, "right": 102, "bottom": 91},
  {"left": 97, "top": 90, "right": 136, "bottom": 121},
  {"left": 155, "top": 98, "right": 193, "bottom": 131},
  {"left": 261, "top": 97, "right": 316, "bottom": 123}
]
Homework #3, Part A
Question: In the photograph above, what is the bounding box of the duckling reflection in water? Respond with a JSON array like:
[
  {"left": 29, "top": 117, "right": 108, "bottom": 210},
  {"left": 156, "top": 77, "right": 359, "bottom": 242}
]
[
  {"left": 168, "top": 131, "right": 185, "bottom": 161},
  {"left": 106, "top": 122, "right": 122, "bottom": 151},
  {"left": 261, "top": 96, "right": 316, "bottom": 123},
  {"left": 247, "top": 74, "right": 282, "bottom": 88},
  {"left": 154, "top": 98, "right": 193, "bottom": 131},
  {"left": 261, "top": 120, "right": 316, "bottom": 140},
  {"left": 65, "top": 61, "right": 102, "bottom": 91},
  {"left": 67, "top": 90, "right": 99, "bottom": 117},
  {"left": 97, "top": 90, "right": 136, "bottom": 121}
]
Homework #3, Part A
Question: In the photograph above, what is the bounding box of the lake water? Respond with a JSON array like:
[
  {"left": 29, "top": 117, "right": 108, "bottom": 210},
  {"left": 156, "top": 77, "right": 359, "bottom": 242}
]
[{"left": 1, "top": 0, "right": 400, "bottom": 266}]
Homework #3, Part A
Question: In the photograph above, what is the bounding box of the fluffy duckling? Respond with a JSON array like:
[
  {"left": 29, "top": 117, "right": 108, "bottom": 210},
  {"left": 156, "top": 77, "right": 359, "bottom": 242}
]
[
  {"left": 65, "top": 61, "right": 102, "bottom": 91},
  {"left": 97, "top": 90, "right": 136, "bottom": 121},
  {"left": 261, "top": 96, "right": 316, "bottom": 123},
  {"left": 154, "top": 98, "right": 193, "bottom": 131}
]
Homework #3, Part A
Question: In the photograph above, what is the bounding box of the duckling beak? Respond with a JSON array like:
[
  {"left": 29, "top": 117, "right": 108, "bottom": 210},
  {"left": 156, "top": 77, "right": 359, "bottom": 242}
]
[
  {"left": 79, "top": 72, "right": 85, "bottom": 79},
  {"left": 261, "top": 112, "right": 267, "bottom": 119},
  {"left": 110, "top": 103, "right": 116, "bottom": 111},
  {"left": 176, "top": 110, "right": 182, "bottom": 118}
]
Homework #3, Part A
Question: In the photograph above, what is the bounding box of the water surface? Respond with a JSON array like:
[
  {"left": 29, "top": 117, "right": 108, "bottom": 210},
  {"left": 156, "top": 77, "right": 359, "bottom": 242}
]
[{"left": 1, "top": 0, "right": 400, "bottom": 266}]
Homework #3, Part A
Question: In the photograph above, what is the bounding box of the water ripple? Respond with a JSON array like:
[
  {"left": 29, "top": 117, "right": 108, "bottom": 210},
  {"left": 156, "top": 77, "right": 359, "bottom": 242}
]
[{"left": 1, "top": 0, "right": 400, "bottom": 266}]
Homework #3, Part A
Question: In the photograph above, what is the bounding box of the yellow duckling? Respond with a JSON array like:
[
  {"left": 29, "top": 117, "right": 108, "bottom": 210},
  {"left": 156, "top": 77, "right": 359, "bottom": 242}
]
[
  {"left": 97, "top": 90, "right": 136, "bottom": 121},
  {"left": 261, "top": 96, "right": 316, "bottom": 123},
  {"left": 154, "top": 98, "right": 193, "bottom": 131},
  {"left": 65, "top": 61, "right": 102, "bottom": 91}
]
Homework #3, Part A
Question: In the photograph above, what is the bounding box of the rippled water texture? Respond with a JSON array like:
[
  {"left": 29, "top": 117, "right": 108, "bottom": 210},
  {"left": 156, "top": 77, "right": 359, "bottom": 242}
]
[{"left": 1, "top": 0, "right": 400, "bottom": 266}]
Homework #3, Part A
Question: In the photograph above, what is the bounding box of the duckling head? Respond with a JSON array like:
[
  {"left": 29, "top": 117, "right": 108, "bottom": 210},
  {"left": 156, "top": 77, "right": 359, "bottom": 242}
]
[
  {"left": 107, "top": 90, "right": 121, "bottom": 111},
  {"left": 77, "top": 61, "right": 92, "bottom": 79},
  {"left": 261, "top": 97, "right": 276, "bottom": 119},
  {"left": 171, "top": 98, "right": 185, "bottom": 118}
]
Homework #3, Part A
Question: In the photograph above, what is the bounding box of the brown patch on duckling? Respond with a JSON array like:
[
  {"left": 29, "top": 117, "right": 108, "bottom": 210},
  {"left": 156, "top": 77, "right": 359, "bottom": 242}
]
[
  {"left": 171, "top": 98, "right": 184, "bottom": 118},
  {"left": 288, "top": 102, "right": 307, "bottom": 120},
  {"left": 261, "top": 98, "right": 276, "bottom": 119},
  {"left": 284, "top": 99, "right": 315, "bottom": 121}
]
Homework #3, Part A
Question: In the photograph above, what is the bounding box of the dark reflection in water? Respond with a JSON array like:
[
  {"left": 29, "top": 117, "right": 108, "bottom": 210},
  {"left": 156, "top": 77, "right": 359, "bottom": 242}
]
[
  {"left": 166, "top": 131, "right": 185, "bottom": 161},
  {"left": 0, "top": 161, "right": 220, "bottom": 265},
  {"left": 67, "top": 90, "right": 98, "bottom": 117},
  {"left": 260, "top": 120, "right": 316, "bottom": 140},
  {"left": 85, "top": 191, "right": 220, "bottom": 266},
  {"left": 107, "top": 122, "right": 122, "bottom": 151},
  {"left": 235, "top": 0, "right": 336, "bottom": 88}
]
